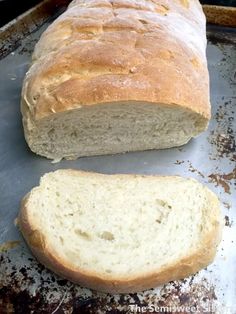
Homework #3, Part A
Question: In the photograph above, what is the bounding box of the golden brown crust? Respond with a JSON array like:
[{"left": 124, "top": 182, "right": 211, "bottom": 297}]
[
  {"left": 18, "top": 170, "right": 222, "bottom": 294},
  {"left": 203, "top": 5, "right": 236, "bottom": 27},
  {"left": 21, "top": 0, "right": 210, "bottom": 122}
]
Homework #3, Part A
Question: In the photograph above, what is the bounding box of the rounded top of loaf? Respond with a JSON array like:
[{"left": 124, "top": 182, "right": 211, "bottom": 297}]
[{"left": 22, "top": 0, "right": 210, "bottom": 120}]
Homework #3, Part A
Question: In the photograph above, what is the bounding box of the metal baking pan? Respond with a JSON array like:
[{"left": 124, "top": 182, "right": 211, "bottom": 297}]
[{"left": 0, "top": 1, "right": 235, "bottom": 313}]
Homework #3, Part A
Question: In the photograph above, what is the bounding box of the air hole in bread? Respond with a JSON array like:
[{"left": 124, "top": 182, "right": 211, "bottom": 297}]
[
  {"left": 99, "top": 231, "right": 115, "bottom": 241},
  {"left": 105, "top": 269, "right": 112, "bottom": 273},
  {"left": 59, "top": 236, "right": 64, "bottom": 244},
  {"left": 70, "top": 131, "right": 78, "bottom": 138},
  {"left": 75, "top": 229, "right": 91, "bottom": 240},
  {"left": 156, "top": 199, "right": 172, "bottom": 209},
  {"left": 32, "top": 93, "right": 40, "bottom": 102},
  {"left": 48, "top": 128, "right": 55, "bottom": 138},
  {"left": 155, "top": 199, "right": 173, "bottom": 223}
]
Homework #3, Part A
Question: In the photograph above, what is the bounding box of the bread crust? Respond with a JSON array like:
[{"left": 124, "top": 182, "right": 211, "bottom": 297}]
[
  {"left": 18, "top": 170, "right": 222, "bottom": 294},
  {"left": 21, "top": 0, "right": 210, "bottom": 122},
  {"left": 203, "top": 5, "right": 236, "bottom": 27}
]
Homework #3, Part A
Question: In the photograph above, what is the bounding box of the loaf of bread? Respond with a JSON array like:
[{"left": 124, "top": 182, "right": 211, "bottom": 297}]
[
  {"left": 18, "top": 170, "right": 222, "bottom": 293},
  {"left": 21, "top": 0, "right": 210, "bottom": 160}
]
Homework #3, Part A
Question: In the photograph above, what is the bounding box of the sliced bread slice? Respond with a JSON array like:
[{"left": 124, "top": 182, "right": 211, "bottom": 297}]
[{"left": 18, "top": 170, "right": 222, "bottom": 293}]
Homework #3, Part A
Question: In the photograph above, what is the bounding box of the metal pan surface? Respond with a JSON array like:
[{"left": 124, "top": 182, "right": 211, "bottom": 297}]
[{"left": 0, "top": 7, "right": 235, "bottom": 314}]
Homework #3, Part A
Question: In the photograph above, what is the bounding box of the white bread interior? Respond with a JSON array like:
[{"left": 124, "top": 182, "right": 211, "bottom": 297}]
[
  {"left": 23, "top": 102, "right": 208, "bottom": 160},
  {"left": 19, "top": 170, "right": 222, "bottom": 293}
]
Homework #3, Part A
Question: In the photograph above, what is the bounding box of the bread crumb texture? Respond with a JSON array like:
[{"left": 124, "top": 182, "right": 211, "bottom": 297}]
[{"left": 22, "top": 170, "right": 221, "bottom": 282}]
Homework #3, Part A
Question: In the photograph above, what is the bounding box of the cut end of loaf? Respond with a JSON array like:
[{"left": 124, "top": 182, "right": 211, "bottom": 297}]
[
  {"left": 21, "top": 0, "right": 211, "bottom": 161},
  {"left": 22, "top": 101, "right": 209, "bottom": 160},
  {"left": 19, "top": 170, "right": 221, "bottom": 293}
]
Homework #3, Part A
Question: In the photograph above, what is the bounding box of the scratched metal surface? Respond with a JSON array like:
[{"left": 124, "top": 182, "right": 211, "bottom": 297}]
[{"left": 0, "top": 11, "right": 235, "bottom": 314}]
